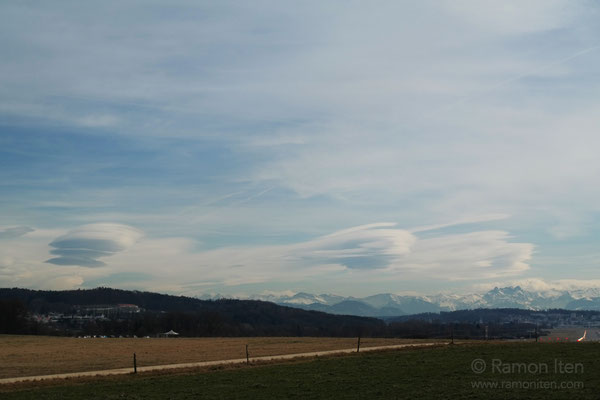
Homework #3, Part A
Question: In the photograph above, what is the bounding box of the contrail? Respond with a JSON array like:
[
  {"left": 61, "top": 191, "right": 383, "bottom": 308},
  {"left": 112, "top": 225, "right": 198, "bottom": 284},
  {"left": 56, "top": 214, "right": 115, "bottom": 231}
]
[{"left": 239, "top": 186, "right": 274, "bottom": 204}]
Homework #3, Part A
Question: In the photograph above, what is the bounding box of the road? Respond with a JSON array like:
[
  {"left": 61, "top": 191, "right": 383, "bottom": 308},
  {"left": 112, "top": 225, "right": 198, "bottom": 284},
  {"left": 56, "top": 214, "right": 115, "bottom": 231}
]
[{"left": 0, "top": 342, "right": 444, "bottom": 384}]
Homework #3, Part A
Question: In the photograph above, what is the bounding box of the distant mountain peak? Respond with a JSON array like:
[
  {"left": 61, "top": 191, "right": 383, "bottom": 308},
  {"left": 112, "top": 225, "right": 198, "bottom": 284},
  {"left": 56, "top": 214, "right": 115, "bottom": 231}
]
[{"left": 239, "top": 286, "right": 600, "bottom": 317}]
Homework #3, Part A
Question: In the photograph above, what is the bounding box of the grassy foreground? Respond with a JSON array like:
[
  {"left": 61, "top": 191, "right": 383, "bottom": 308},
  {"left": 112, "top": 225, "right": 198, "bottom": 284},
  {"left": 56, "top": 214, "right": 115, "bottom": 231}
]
[
  {"left": 2, "top": 342, "right": 599, "bottom": 399},
  {"left": 0, "top": 335, "right": 418, "bottom": 379}
]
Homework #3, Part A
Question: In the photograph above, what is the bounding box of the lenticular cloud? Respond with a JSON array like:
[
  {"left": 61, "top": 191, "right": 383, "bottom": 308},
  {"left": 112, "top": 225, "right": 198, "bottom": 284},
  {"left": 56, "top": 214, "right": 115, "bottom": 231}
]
[
  {"left": 288, "top": 223, "right": 417, "bottom": 270},
  {"left": 46, "top": 223, "right": 142, "bottom": 267}
]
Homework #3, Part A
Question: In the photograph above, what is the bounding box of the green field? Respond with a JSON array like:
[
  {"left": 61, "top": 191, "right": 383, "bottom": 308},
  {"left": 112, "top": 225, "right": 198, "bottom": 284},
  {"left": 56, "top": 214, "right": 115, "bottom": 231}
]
[{"left": 2, "top": 342, "right": 599, "bottom": 399}]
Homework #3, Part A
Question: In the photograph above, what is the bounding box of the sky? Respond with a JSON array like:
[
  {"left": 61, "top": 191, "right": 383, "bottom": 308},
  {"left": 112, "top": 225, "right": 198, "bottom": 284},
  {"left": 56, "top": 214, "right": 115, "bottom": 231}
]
[{"left": 1, "top": 1, "right": 600, "bottom": 297}]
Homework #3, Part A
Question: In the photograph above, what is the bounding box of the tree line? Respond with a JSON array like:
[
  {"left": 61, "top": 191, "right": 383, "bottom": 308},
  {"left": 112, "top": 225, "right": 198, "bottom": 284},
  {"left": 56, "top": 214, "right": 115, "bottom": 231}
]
[{"left": 0, "top": 288, "right": 541, "bottom": 339}]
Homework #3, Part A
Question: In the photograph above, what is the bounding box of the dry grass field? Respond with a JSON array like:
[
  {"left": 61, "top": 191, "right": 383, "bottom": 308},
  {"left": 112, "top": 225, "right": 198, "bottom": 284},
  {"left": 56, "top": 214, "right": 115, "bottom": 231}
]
[{"left": 0, "top": 335, "right": 429, "bottom": 379}]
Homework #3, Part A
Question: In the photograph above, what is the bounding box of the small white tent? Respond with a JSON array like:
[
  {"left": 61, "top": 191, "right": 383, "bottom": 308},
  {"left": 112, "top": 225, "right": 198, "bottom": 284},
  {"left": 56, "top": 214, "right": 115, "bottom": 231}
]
[{"left": 160, "top": 330, "right": 179, "bottom": 337}]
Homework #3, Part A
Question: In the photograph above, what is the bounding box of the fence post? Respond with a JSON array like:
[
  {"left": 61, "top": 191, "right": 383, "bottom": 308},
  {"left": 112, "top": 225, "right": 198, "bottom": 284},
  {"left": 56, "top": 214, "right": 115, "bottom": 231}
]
[
  {"left": 246, "top": 344, "right": 249, "bottom": 364},
  {"left": 133, "top": 353, "right": 137, "bottom": 374},
  {"left": 357, "top": 336, "right": 361, "bottom": 353}
]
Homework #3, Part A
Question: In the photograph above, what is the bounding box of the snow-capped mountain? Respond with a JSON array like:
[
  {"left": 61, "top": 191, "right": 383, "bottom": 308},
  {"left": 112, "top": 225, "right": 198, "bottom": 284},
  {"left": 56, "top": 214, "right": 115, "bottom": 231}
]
[
  {"left": 243, "top": 292, "right": 344, "bottom": 306},
  {"left": 224, "top": 286, "right": 600, "bottom": 317}
]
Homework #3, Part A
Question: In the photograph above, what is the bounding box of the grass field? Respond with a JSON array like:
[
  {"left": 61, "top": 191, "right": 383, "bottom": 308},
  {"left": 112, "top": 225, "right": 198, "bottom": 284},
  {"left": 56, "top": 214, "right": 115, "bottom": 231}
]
[
  {"left": 2, "top": 342, "right": 599, "bottom": 399},
  {"left": 0, "top": 335, "right": 426, "bottom": 379}
]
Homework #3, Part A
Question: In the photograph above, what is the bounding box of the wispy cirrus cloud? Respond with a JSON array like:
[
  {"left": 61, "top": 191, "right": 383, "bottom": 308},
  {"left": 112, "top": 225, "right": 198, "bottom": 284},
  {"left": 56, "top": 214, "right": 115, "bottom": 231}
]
[{"left": 0, "top": 226, "right": 34, "bottom": 239}]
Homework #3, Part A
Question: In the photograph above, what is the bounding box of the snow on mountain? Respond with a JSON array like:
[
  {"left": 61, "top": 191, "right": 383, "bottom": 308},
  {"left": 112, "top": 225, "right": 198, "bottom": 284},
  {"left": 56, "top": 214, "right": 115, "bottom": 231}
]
[
  {"left": 283, "top": 292, "right": 329, "bottom": 305},
  {"left": 237, "top": 286, "right": 600, "bottom": 317}
]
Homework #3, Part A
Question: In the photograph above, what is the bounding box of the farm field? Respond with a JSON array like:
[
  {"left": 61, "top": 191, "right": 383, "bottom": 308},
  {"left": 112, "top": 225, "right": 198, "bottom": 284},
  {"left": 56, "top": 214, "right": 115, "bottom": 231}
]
[
  {"left": 2, "top": 342, "right": 599, "bottom": 399},
  {"left": 0, "top": 335, "right": 430, "bottom": 379}
]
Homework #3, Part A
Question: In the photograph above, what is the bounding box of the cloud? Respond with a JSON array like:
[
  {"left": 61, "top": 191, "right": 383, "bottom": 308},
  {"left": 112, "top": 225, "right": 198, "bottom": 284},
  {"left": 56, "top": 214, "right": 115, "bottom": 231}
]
[
  {"left": 398, "top": 231, "right": 533, "bottom": 280},
  {"left": 0, "top": 256, "right": 14, "bottom": 268},
  {"left": 44, "top": 275, "right": 85, "bottom": 290},
  {"left": 82, "top": 272, "right": 154, "bottom": 288},
  {"left": 473, "top": 278, "right": 600, "bottom": 293},
  {"left": 0, "top": 226, "right": 34, "bottom": 239},
  {"left": 0, "top": 2, "right": 597, "bottom": 295},
  {"left": 284, "top": 224, "right": 532, "bottom": 281},
  {"left": 443, "top": 0, "right": 576, "bottom": 34},
  {"left": 120, "top": 222, "right": 532, "bottom": 292},
  {"left": 292, "top": 223, "right": 416, "bottom": 270},
  {"left": 0, "top": 220, "right": 534, "bottom": 295},
  {"left": 46, "top": 223, "right": 142, "bottom": 267},
  {"left": 410, "top": 214, "right": 510, "bottom": 233}
]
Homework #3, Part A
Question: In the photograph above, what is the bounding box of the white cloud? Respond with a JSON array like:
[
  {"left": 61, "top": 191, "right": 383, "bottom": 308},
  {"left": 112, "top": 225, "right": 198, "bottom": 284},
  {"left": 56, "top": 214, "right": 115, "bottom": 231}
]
[
  {"left": 46, "top": 223, "right": 143, "bottom": 267},
  {"left": 443, "top": 0, "right": 576, "bottom": 35},
  {"left": 0, "top": 226, "right": 34, "bottom": 239},
  {"left": 0, "top": 225, "right": 145, "bottom": 290},
  {"left": 411, "top": 214, "right": 510, "bottom": 233},
  {"left": 398, "top": 231, "right": 533, "bottom": 280},
  {"left": 0, "top": 220, "right": 535, "bottom": 295},
  {"left": 44, "top": 275, "right": 85, "bottom": 290},
  {"left": 292, "top": 223, "right": 416, "bottom": 269},
  {"left": 103, "top": 221, "right": 533, "bottom": 293},
  {"left": 473, "top": 278, "right": 600, "bottom": 293}
]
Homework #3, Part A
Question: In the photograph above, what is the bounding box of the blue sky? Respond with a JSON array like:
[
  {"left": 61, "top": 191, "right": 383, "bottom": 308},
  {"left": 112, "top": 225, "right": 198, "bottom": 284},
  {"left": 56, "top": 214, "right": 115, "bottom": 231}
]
[{"left": 1, "top": 1, "right": 600, "bottom": 296}]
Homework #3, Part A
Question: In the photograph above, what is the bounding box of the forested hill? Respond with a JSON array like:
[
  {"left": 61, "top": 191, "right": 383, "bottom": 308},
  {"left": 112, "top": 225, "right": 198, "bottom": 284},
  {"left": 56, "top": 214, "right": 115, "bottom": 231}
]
[
  {"left": 1, "top": 287, "right": 250, "bottom": 312},
  {"left": 0, "top": 287, "right": 386, "bottom": 337}
]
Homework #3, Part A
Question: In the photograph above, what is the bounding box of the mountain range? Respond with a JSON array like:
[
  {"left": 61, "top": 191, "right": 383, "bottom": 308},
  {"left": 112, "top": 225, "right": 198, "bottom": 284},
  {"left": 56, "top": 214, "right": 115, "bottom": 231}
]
[{"left": 200, "top": 286, "right": 600, "bottom": 317}]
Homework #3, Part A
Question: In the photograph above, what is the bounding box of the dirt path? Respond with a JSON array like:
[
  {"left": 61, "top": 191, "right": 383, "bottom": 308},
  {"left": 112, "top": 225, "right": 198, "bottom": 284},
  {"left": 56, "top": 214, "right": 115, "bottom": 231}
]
[
  {"left": 0, "top": 342, "right": 445, "bottom": 384},
  {"left": 0, "top": 336, "right": 426, "bottom": 378}
]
